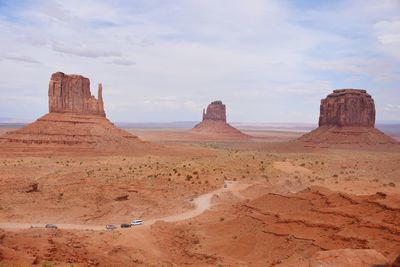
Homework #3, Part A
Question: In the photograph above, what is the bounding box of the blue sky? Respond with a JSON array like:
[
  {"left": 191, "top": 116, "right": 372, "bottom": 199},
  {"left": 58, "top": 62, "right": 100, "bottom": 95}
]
[{"left": 0, "top": 0, "right": 399, "bottom": 123}]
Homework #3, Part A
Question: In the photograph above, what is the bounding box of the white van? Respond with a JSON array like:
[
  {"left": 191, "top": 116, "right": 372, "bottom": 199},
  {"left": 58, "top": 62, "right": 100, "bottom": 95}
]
[{"left": 131, "top": 219, "right": 143, "bottom": 226}]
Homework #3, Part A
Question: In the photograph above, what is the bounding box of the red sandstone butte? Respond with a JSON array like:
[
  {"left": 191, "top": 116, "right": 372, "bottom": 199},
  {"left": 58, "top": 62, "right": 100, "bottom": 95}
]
[
  {"left": 299, "top": 89, "right": 397, "bottom": 145},
  {"left": 0, "top": 72, "right": 149, "bottom": 154},
  {"left": 192, "top": 100, "right": 249, "bottom": 140},
  {"left": 319, "top": 89, "right": 375, "bottom": 127},
  {"left": 202, "top": 100, "right": 227, "bottom": 122},
  {"left": 48, "top": 72, "right": 105, "bottom": 116}
]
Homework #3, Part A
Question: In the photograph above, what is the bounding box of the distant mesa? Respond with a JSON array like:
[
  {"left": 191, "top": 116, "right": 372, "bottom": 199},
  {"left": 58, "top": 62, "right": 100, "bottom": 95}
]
[
  {"left": 192, "top": 100, "right": 250, "bottom": 140},
  {"left": 0, "top": 72, "right": 148, "bottom": 154},
  {"left": 202, "top": 100, "right": 227, "bottom": 122},
  {"left": 299, "top": 89, "right": 398, "bottom": 145}
]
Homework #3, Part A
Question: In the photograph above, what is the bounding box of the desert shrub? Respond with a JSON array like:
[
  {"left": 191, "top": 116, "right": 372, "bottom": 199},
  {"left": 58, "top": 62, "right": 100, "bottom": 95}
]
[{"left": 42, "top": 262, "right": 53, "bottom": 267}]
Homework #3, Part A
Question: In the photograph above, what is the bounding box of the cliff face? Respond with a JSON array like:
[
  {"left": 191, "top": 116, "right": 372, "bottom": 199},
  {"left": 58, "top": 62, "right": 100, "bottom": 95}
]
[
  {"left": 298, "top": 89, "right": 397, "bottom": 145},
  {"left": 202, "top": 101, "right": 227, "bottom": 122},
  {"left": 319, "top": 89, "right": 375, "bottom": 127},
  {"left": 48, "top": 72, "right": 105, "bottom": 116}
]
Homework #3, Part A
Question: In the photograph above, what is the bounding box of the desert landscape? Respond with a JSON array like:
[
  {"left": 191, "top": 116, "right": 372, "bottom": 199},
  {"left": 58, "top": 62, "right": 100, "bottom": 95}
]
[
  {"left": 0, "top": 72, "right": 399, "bottom": 267},
  {"left": 1, "top": 1, "right": 400, "bottom": 267}
]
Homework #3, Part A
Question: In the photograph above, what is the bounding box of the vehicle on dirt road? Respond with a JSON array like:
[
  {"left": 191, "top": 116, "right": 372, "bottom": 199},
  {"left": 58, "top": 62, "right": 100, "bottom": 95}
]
[
  {"left": 121, "top": 223, "right": 131, "bottom": 228},
  {"left": 131, "top": 219, "right": 143, "bottom": 226},
  {"left": 106, "top": 224, "right": 117, "bottom": 230},
  {"left": 45, "top": 224, "right": 58, "bottom": 229}
]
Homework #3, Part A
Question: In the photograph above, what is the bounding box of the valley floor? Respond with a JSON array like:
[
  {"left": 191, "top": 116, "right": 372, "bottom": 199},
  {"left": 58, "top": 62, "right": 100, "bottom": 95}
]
[{"left": 0, "top": 128, "right": 399, "bottom": 266}]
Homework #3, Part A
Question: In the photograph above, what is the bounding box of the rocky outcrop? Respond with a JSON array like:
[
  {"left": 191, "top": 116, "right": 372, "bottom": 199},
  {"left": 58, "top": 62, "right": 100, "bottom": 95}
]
[
  {"left": 393, "top": 255, "right": 400, "bottom": 267},
  {"left": 0, "top": 72, "right": 150, "bottom": 154},
  {"left": 319, "top": 89, "right": 375, "bottom": 127},
  {"left": 299, "top": 89, "right": 398, "bottom": 145},
  {"left": 202, "top": 101, "right": 226, "bottom": 122},
  {"left": 48, "top": 72, "right": 105, "bottom": 116},
  {"left": 192, "top": 101, "right": 249, "bottom": 140},
  {"left": 309, "top": 249, "right": 389, "bottom": 267}
]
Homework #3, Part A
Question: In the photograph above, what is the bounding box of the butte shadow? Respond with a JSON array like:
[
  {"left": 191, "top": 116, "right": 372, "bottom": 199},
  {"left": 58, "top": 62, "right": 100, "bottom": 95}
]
[
  {"left": 298, "top": 89, "right": 398, "bottom": 146},
  {"left": 0, "top": 72, "right": 155, "bottom": 155},
  {"left": 191, "top": 100, "right": 250, "bottom": 140}
]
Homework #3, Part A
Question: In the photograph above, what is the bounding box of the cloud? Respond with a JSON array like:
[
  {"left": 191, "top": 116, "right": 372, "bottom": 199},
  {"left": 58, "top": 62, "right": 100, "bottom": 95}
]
[
  {"left": 308, "top": 57, "right": 400, "bottom": 83},
  {"left": 109, "top": 58, "right": 136, "bottom": 66},
  {"left": 373, "top": 20, "right": 400, "bottom": 59},
  {"left": 384, "top": 104, "right": 400, "bottom": 112},
  {"left": 0, "top": 0, "right": 399, "bottom": 123},
  {"left": 52, "top": 42, "right": 121, "bottom": 58},
  {"left": 2, "top": 54, "right": 41, "bottom": 64}
]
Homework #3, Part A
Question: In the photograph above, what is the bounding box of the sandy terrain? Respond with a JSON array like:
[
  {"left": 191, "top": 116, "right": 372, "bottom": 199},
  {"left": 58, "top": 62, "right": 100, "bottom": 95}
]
[{"left": 0, "top": 127, "right": 399, "bottom": 266}]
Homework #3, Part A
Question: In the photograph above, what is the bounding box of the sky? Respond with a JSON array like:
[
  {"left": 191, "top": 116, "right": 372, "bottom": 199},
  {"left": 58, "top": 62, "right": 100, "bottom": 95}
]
[{"left": 0, "top": 0, "right": 399, "bottom": 123}]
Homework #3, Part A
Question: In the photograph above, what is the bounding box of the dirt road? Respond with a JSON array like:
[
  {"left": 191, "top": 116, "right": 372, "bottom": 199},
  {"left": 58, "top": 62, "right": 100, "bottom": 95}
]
[{"left": 0, "top": 181, "right": 244, "bottom": 231}]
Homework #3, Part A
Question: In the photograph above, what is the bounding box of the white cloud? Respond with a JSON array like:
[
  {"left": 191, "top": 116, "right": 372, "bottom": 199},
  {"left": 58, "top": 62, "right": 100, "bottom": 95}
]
[
  {"left": 373, "top": 20, "right": 400, "bottom": 59},
  {"left": 384, "top": 104, "right": 400, "bottom": 112},
  {"left": 2, "top": 54, "right": 41, "bottom": 64},
  {"left": 308, "top": 57, "right": 400, "bottom": 83},
  {"left": 109, "top": 58, "right": 136, "bottom": 66},
  {"left": 52, "top": 42, "right": 121, "bottom": 58},
  {"left": 0, "top": 0, "right": 399, "bottom": 122}
]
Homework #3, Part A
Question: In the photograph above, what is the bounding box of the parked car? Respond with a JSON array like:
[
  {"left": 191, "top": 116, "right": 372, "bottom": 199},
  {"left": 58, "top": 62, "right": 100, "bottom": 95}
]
[
  {"left": 45, "top": 224, "right": 58, "bottom": 229},
  {"left": 131, "top": 219, "right": 143, "bottom": 226},
  {"left": 106, "top": 224, "right": 117, "bottom": 230},
  {"left": 121, "top": 223, "right": 131, "bottom": 228}
]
